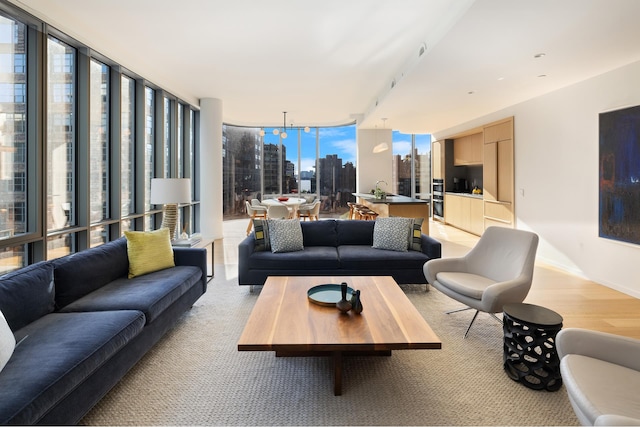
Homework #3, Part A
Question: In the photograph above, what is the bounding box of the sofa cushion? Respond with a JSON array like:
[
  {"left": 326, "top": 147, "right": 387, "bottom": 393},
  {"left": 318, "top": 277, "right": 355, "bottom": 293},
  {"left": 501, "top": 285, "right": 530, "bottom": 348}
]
[
  {"left": 124, "top": 228, "right": 175, "bottom": 278},
  {"left": 268, "top": 219, "right": 304, "bottom": 253},
  {"left": 58, "top": 266, "right": 201, "bottom": 324},
  {"left": 253, "top": 219, "right": 271, "bottom": 251},
  {"left": 0, "top": 261, "right": 54, "bottom": 331},
  {"left": 336, "top": 220, "right": 375, "bottom": 246},
  {"left": 0, "top": 310, "right": 15, "bottom": 374},
  {"left": 372, "top": 217, "right": 413, "bottom": 252},
  {"left": 248, "top": 246, "right": 340, "bottom": 270},
  {"left": 301, "top": 219, "right": 338, "bottom": 247},
  {"left": 0, "top": 311, "right": 145, "bottom": 425},
  {"left": 53, "top": 238, "right": 129, "bottom": 309},
  {"left": 338, "top": 245, "right": 430, "bottom": 270}
]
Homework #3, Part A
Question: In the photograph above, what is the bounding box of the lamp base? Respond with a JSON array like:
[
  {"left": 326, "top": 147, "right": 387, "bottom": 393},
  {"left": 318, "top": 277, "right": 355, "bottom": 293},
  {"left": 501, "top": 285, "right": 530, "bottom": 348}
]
[{"left": 161, "top": 203, "right": 178, "bottom": 241}]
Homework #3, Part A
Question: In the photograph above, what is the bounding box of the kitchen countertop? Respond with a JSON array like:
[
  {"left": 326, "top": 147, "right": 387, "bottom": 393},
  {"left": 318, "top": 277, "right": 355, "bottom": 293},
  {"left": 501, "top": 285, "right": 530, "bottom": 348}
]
[
  {"left": 353, "top": 193, "right": 429, "bottom": 204},
  {"left": 445, "top": 191, "right": 483, "bottom": 199}
]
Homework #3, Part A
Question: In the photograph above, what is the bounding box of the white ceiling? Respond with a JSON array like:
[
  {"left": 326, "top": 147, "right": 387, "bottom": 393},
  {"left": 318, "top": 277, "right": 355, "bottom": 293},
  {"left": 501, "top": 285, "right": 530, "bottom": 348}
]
[{"left": 8, "top": 0, "right": 640, "bottom": 133}]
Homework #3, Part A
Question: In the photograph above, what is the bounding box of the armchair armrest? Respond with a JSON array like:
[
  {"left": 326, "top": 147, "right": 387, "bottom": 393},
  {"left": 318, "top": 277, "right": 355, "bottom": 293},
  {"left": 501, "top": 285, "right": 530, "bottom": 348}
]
[
  {"left": 482, "top": 273, "right": 533, "bottom": 312},
  {"left": 556, "top": 328, "right": 640, "bottom": 372},
  {"left": 423, "top": 256, "right": 467, "bottom": 284}
]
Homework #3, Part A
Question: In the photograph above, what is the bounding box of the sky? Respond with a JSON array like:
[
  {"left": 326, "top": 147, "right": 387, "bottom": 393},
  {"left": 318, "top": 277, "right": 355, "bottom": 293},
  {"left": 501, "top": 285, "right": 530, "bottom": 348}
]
[{"left": 262, "top": 125, "right": 431, "bottom": 174}]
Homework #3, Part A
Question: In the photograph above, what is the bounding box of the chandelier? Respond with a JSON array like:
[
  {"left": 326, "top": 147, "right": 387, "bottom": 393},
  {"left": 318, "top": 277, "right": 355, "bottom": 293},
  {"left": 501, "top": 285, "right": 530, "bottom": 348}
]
[{"left": 259, "top": 111, "right": 310, "bottom": 138}]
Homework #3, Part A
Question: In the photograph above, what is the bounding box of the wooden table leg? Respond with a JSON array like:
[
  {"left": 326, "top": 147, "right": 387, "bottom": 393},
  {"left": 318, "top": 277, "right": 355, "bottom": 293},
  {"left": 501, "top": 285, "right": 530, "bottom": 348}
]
[{"left": 333, "top": 351, "right": 342, "bottom": 396}]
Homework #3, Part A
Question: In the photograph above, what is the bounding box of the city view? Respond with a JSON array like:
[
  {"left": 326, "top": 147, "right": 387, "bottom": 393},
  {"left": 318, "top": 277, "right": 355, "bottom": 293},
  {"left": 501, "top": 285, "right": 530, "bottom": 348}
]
[{"left": 222, "top": 124, "right": 431, "bottom": 220}]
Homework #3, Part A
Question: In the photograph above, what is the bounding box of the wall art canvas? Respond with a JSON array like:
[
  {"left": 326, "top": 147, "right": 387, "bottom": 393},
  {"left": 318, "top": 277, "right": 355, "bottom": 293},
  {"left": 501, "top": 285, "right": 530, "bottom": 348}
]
[{"left": 599, "top": 105, "right": 640, "bottom": 245}]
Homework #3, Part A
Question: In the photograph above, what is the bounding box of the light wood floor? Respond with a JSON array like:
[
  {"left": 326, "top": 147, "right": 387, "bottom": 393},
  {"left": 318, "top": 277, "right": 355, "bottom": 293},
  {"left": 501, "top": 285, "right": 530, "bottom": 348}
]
[{"left": 216, "top": 218, "right": 640, "bottom": 340}]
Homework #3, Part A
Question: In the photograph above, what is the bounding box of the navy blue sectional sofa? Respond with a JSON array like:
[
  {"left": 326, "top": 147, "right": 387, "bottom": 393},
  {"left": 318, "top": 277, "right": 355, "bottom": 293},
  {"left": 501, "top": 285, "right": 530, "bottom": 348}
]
[
  {"left": 238, "top": 219, "right": 441, "bottom": 288},
  {"left": 0, "top": 237, "right": 207, "bottom": 425}
]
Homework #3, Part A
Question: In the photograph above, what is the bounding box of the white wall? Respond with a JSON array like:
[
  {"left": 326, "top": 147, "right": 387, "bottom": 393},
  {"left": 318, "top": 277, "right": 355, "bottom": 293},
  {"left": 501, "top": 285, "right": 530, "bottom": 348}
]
[
  {"left": 356, "top": 128, "right": 393, "bottom": 194},
  {"left": 433, "top": 60, "right": 640, "bottom": 298},
  {"left": 199, "top": 98, "right": 224, "bottom": 240}
]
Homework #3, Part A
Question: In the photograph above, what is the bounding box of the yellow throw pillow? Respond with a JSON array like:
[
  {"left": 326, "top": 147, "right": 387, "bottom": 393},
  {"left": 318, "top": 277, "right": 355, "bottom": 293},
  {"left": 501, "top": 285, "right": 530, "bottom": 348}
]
[{"left": 124, "top": 228, "right": 175, "bottom": 278}]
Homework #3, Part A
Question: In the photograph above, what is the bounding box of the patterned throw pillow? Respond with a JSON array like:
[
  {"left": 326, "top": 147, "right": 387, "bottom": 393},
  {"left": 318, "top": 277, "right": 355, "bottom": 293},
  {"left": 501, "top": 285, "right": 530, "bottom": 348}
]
[
  {"left": 268, "top": 219, "right": 304, "bottom": 253},
  {"left": 124, "top": 228, "right": 175, "bottom": 278},
  {"left": 372, "top": 217, "right": 413, "bottom": 252},
  {"left": 409, "top": 217, "right": 424, "bottom": 251},
  {"left": 253, "top": 219, "right": 270, "bottom": 252}
]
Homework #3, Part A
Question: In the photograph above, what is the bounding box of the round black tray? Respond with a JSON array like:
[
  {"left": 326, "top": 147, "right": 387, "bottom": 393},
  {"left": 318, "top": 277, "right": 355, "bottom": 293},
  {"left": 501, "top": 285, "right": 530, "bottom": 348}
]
[{"left": 307, "top": 284, "right": 355, "bottom": 307}]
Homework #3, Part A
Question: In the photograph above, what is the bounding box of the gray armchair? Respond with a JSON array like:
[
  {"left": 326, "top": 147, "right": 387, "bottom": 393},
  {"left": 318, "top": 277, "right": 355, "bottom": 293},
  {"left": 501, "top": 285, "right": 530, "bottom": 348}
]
[
  {"left": 557, "top": 328, "right": 640, "bottom": 426},
  {"left": 423, "top": 226, "right": 539, "bottom": 337}
]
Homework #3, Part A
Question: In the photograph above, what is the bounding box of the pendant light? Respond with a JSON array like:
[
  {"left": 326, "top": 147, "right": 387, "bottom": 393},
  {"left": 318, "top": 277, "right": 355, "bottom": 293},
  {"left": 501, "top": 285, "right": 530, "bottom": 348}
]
[
  {"left": 272, "top": 111, "right": 288, "bottom": 139},
  {"left": 373, "top": 118, "right": 390, "bottom": 153}
]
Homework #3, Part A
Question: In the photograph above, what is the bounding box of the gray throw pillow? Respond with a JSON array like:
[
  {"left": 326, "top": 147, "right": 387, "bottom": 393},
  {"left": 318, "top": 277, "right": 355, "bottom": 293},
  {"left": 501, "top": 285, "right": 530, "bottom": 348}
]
[
  {"left": 372, "top": 217, "right": 413, "bottom": 252},
  {"left": 268, "top": 219, "right": 304, "bottom": 253}
]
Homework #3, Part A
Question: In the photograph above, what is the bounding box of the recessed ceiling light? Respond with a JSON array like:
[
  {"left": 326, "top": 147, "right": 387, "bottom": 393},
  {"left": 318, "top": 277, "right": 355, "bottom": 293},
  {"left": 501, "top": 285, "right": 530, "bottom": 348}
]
[
  {"left": 537, "top": 74, "right": 547, "bottom": 78},
  {"left": 468, "top": 90, "right": 475, "bottom": 95},
  {"left": 534, "top": 53, "right": 546, "bottom": 59},
  {"left": 497, "top": 77, "right": 505, "bottom": 81}
]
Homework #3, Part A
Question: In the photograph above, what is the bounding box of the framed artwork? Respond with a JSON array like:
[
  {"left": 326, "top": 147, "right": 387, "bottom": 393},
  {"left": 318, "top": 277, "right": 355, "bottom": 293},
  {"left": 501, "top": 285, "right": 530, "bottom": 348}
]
[{"left": 599, "top": 105, "right": 640, "bottom": 245}]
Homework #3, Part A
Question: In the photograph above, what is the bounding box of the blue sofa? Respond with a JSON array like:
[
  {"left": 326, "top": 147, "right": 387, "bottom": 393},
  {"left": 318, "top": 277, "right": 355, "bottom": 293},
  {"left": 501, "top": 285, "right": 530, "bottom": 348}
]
[
  {"left": 0, "top": 237, "right": 207, "bottom": 425},
  {"left": 238, "top": 219, "right": 441, "bottom": 288}
]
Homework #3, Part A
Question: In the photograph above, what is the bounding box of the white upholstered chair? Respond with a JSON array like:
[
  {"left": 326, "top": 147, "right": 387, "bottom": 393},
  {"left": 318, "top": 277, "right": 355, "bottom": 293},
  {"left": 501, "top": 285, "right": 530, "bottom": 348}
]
[
  {"left": 423, "top": 226, "right": 539, "bottom": 338},
  {"left": 556, "top": 328, "right": 640, "bottom": 426},
  {"left": 267, "top": 204, "right": 290, "bottom": 220},
  {"left": 245, "top": 200, "right": 267, "bottom": 236},
  {"left": 297, "top": 200, "right": 321, "bottom": 221}
]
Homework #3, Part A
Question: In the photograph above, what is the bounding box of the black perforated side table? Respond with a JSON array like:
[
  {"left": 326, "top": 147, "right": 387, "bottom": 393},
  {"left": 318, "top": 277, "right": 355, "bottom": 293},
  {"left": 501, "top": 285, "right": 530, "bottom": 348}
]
[{"left": 503, "top": 303, "right": 563, "bottom": 391}]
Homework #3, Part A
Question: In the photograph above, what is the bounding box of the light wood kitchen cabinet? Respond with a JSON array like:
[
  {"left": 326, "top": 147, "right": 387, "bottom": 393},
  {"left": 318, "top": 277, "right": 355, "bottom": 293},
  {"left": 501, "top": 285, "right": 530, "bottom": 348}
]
[
  {"left": 469, "top": 197, "right": 484, "bottom": 235},
  {"left": 453, "top": 133, "right": 483, "bottom": 165},
  {"left": 432, "top": 139, "right": 444, "bottom": 179},
  {"left": 445, "top": 194, "right": 484, "bottom": 236},
  {"left": 483, "top": 118, "right": 514, "bottom": 228}
]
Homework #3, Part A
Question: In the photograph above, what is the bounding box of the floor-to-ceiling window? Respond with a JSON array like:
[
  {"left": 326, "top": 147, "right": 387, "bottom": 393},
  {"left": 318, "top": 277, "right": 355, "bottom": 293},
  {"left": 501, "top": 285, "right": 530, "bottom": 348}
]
[
  {"left": 46, "top": 36, "right": 76, "bottom": 259},
  {"left": 120, "top": 75, "right": 135, "bottom": 232},
  {"left": 0, "top": 14, "right": 28, "bottom": 271},
  {"left": 0, "top": 3, "right": 200, "bottom": 274},
  {"left": 89, "top": 59, "right": 109, "bottom": 247},
  {"left": 392, "top": 131, "right": 432, "bottom": 200},
  {"left": 222, "top": 123, "right": 356, "bottom": 220},
  {"left": 143, "top": 86, "right": 155, "bottom": 231}
]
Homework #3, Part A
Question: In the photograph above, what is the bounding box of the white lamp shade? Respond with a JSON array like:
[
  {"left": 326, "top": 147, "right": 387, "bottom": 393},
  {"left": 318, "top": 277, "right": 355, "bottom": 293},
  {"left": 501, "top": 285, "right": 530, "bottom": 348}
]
[{"left": 150, "top": 178, "right": 192, "bottom": 204}]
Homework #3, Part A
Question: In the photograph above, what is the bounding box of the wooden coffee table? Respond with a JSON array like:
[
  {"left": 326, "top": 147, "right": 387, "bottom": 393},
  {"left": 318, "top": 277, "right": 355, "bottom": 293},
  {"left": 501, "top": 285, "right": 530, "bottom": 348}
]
[{"left": 237, "top": 276, "right": 441, "bottom": 395}]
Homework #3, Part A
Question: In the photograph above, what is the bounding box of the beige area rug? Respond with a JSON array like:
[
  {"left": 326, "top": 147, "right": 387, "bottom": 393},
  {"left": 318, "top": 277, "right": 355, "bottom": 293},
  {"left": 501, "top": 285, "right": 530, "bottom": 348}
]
[{"left": 82, "top": 266, "right": 579, "bottom": 426}]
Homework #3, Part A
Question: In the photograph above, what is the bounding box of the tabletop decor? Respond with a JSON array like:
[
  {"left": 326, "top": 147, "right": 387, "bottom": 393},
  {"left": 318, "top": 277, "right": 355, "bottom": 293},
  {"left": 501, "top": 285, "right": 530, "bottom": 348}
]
[{"left": 307, "top": 283, "right": 355, "bottom": 307}]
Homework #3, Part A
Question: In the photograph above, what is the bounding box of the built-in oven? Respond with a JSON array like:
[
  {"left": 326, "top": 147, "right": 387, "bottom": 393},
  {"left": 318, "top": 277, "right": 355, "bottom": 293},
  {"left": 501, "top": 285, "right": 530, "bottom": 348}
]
[{"left": 432, "top": 179, "right": 444, "bottom": 221}]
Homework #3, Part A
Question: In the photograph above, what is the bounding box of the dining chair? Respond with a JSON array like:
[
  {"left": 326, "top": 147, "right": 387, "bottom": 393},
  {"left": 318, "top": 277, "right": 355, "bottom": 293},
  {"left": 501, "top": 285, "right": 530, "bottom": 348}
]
[
  {"left": 267, "top": 204, "right": 290, "bottom": 220},
  {"left": 245, "top": 200, "right": 267, "bottom": 236},
  {"left": 297, "top": 200, "right": 321, "bottom": 221}
]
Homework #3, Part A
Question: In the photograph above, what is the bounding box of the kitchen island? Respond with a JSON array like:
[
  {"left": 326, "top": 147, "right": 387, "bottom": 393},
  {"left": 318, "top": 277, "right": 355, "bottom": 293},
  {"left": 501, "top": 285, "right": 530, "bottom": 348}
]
[{"left": 353, "top": 193, "right": 430, "bottom": 235}]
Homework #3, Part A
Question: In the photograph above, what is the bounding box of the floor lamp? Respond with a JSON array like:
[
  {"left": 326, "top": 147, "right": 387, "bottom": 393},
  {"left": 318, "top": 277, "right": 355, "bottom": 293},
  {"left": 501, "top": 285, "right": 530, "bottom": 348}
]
[{"left": 150, "top": 178, "right": 192, "bottom": 241}]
